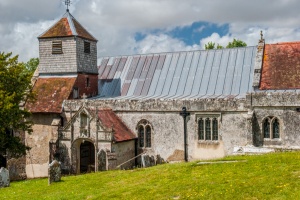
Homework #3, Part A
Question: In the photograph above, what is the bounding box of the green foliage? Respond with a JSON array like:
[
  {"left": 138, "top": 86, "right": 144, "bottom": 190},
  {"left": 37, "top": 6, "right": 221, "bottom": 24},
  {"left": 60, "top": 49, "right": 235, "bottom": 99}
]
[
  {"left": 24, "top": 58, "right": 39, "bottom": 76},
  {"left": 2, "top": 152, "right": 300, "bottom": 199},
  {"left": 226, "top": 38, "right": 247, "bottom": 48},
  {"left": 205, "top": 38, "right": 247, "bottom": 50},
  {"left": 0, "top": 52, "right": 34, "bottom": 160},
  {"left": 205, "top": 42, "right": 224, "bottom": 50},
  {"left": 205, "top": 41, "right": 215, "bottom": 49}
]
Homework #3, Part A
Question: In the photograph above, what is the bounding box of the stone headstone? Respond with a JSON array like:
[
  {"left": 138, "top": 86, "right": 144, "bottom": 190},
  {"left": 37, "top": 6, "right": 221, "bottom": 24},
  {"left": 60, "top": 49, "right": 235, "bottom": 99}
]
[
  {"left": 7, "top": 158, "right": 27, "bottom": 181},
  {"left": 107, "top": 152, "right": 117, "bottom": 170},
  {"left": 156, "top": 154, "right": 165, "bottom": 164},
  {"left": 141, "top": 154, "right": 151, "bottom": 168},
  {"left": 48, "top": 160, "right": 61, "bottom": 185},
  {"left": 0, "top": 167, "right": 10, "bottom": 188},
  {"left": 150, "top": 156, "right": 156, "bottom": 166},
  {"left": 98, "top": 149, "right": 108, "bottom": 171}
]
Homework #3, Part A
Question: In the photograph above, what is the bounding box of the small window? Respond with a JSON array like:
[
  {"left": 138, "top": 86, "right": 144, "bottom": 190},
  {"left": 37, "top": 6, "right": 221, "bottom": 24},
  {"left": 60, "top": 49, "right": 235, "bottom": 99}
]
[
  {"left": 73, "top": 87, "right": 79, "bottom": 99},
  {"left": 84, "top": 41, "right": 90, "bottom": 54},
  {"left": 197, "top": 115, "right": 220, "bottom": 141},
  {"left": 137, "top": 120, "right": 152, "bottom": 148},
  {"left": 52, "top": 40, "right": 62, "bottom": 54},
  {"left": 80, "top": 113, "right": 88, "bottom": 136},
  {"left": 263, "top": 116, "right": 280, "bottom": 139}
]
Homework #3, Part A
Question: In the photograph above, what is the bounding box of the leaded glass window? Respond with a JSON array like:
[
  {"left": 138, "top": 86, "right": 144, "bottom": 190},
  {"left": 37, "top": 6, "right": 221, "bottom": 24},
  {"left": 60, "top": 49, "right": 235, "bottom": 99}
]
[
  {"left": 205, "top": 118, "right": 211, "bottom": 140},
  {"left": 197, "top": 116, "right": 219, "bottom": 141},
  {"left": 212, "top": 118, "right": 218, "bottom": 140},
  {"left": 263, "top": 119, "right": 270, "bottom": 138},
  {"left": 263, "top": 116, "right": 281, "bottom": 139},
  {"left": 138, "top": 126, "right": 144, "bottom": 147},
  {"left": 146, "top": 126, "right": 151, "bottom": 147},
  {"left": 137, "top": 120, "right": 152, "bottom": 148},
  {"left": 198, "top": 118, "right": 204, "bottom": 140},
  {"left": 273, "top": 118, "right": 280, "bottom": 138}
]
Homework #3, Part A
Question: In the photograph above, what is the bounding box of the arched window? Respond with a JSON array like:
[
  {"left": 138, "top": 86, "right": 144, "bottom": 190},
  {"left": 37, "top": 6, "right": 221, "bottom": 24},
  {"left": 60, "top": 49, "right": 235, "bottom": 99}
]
[
  {"left": 146, "top": 126, "right": 151, "bottom": 147},
  {"left": 137, "top": 120, "right": 152, "bottom": 148},
  {"left": 197, "top": 117, "right": 219, "bottom": 141},
  {"left": 263, "top": 116, "right": 280, "bottom": 139},
  {"left": 138, "top": 126, "right": 144, "bottom": 147}
]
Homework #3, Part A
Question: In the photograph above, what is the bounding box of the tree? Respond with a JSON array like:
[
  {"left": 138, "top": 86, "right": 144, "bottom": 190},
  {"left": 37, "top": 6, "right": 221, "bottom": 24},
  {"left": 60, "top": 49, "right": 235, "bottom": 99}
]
[
  {"left": 204, "top": 38, "right": 247, "bottom": 50},
  {"left": 0, "top": 52, "right": 34, "bottom": 167},
  {"left": 205, "top": 42, "right": 223, "bottom": 50},
  {"left": 25, "top": 58, "right": 39, "bottom": 76},
  {"left": 226, "top": 39, "right": 247, "bottom": 48}
]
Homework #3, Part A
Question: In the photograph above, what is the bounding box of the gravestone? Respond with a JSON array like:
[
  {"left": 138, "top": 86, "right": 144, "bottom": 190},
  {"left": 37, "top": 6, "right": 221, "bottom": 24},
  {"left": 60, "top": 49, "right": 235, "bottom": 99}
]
[
  {"left": 0, "top": 167, "right": 10, "bottom": 188},
  {"left": 7, "top": 158, "right": 27, "bottom": 181},
  {"left": 141, "top": 154, "right": 151, "bottom": 168},
  {"left": 107, "top": 152, "right": 117, "bottom": 170},
  {"left": 156, "top": 154, "right": 165, "bottom": 164},
  {"left": 48, "top": 160, "right": 61, "bottom": 185},
  {"left": 149, "top": 155, "right": 156, "bottom": 166},
  {"left": 98, "top": 149, "right": 108, "bottom": 171}
]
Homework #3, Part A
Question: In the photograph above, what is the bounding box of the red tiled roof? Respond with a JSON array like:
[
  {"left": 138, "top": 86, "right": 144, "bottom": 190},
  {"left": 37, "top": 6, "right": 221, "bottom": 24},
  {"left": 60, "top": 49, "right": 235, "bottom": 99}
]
[
  {"left": 39, "top": 18, "right": 73, "bottom": 38},
  {"left": 260, "top": 42, "right": 300, "bottom": 90},
  {"left": 26, "top": 77, "right": 76, "bottom": 113},
  {"left": 98, "top": 109, "right": 136, "bottom": 142},
  {"left": 39, "top": 12, "right": 97, "bottom": 41}
]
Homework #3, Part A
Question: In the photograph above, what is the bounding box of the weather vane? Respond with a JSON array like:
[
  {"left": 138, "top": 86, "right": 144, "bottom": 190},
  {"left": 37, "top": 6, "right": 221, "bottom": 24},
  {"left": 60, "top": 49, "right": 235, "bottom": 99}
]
[{"left": 65, "top": 0, "right": 71, "bottom": 12}]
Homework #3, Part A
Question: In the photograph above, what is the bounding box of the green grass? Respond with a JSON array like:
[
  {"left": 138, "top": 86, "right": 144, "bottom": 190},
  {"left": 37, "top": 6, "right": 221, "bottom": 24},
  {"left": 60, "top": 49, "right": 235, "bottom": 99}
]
[{"left": 2, "top": 152, "right": 300, "bottom": 199}]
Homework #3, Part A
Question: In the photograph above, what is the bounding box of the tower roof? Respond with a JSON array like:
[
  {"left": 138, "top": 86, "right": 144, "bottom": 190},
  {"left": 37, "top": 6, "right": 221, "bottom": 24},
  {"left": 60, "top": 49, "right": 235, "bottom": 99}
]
[{"left": 38, "top": 11, "right": 97, "bottom": 41}]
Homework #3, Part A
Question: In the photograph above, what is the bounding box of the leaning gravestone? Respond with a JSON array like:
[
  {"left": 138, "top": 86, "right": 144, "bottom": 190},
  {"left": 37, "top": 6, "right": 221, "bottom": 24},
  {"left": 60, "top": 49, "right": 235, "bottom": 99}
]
[
  {"left": 48, "top": 160, "right": 61, "bottom": 185},
  {"left": 0, "top": 167, "right": 10, "bottom": 188}
]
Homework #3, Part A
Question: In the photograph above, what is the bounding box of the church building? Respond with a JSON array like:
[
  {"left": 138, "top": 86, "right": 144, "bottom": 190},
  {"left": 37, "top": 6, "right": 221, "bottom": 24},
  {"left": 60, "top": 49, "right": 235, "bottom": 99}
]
[{"left": 9, "top": 10, "right": 300, "bottom": 179}]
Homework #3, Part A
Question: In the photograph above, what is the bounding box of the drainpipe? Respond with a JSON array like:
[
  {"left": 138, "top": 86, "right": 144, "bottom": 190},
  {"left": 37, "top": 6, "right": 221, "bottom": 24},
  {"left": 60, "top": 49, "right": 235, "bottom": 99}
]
[{"left": 180, "top": 107, "right": 190, "bottom": 162}]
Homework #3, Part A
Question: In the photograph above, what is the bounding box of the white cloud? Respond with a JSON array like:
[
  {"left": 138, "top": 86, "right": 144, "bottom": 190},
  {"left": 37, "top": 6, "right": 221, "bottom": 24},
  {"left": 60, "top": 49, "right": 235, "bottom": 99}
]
[
  {"left": 1, "top": 0, "right": 300, "bottom": 62},
  {"left": 135, "top": 34, "right": 200, "bottom": 54}
]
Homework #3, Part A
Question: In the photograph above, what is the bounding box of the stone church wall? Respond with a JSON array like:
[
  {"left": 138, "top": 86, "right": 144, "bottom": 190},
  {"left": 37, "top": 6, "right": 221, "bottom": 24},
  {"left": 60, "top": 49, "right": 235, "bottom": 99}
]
[
  {"left": 251, "top": 92, "right": 300, "bottom": 149},
  {"left": 62, "top": 97, "right": 251, "bottom": 162},
  {"left": 112, "top": 140, "right": 136, "bottom": 169},
  {"left": 25, "top": 113, "right": 60, "bottom": 178},
  {"left": 116, "top": 110, "right": 250, "bottom": 161}
]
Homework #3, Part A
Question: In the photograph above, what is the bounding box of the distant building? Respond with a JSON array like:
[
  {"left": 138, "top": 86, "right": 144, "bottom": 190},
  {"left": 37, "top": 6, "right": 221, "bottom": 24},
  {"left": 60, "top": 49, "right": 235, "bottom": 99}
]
[{"left": 9, "top": 11, "right": 300, "bottom": 179}]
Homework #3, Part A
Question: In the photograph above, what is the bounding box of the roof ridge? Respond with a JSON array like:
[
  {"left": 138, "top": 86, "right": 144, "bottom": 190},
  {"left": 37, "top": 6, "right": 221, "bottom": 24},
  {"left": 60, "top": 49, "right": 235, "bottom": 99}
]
[
  {"left": 98, "top": 45, "right": 257, "bottom": 59},
  {"left": 268, "top": 41, "right": 300, "bottom": 45}
]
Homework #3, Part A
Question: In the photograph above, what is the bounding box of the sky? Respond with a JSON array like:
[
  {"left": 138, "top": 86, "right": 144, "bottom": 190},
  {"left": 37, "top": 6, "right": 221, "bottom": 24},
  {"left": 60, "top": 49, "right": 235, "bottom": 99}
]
[{"left": 1, "top": 0, "right": 300, "bottom": 63}]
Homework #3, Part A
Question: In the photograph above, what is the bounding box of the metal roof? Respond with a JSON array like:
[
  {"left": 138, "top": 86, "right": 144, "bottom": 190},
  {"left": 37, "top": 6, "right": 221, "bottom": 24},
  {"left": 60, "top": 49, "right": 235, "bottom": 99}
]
[{"left": 96, "top": 46, "right": 257, "bottom": 100}]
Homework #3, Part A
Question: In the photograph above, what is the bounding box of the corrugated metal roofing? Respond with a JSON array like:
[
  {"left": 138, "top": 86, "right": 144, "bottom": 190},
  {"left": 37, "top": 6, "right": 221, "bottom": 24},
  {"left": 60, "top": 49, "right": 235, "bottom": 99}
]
[
  {"left": 38, "top": 11, "right": 97, "bottom": 41},
  {"left": 96, "top": 46, "right": 257, "bottom": 100}
]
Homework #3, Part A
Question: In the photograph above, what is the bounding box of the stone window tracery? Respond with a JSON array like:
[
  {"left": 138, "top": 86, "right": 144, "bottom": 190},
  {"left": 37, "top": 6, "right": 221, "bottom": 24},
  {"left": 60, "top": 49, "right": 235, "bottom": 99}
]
[
  {"left": 137, "top": 120, "right": 152, "bottom": 148},
  {"left": 197, "top": 115, "right": 220, "bottom": 141},
  {"left": 263, "top": 116, "right": 280, "bottom": 139}
]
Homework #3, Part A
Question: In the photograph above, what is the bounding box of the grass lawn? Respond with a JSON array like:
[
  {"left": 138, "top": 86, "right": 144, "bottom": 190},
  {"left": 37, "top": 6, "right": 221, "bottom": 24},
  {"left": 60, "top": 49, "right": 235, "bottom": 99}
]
[{"left": 1, "top": 152, "right": 300, "bottom": 199}]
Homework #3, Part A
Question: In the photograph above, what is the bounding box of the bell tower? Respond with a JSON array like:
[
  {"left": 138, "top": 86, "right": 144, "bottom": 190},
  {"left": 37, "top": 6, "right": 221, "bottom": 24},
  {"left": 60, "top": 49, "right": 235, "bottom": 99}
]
[
  {"left": 37, "top": 10, "right": 98, "bottom": 76},
  {"left": 35, "top": 0, "right": 99, "bottom": 99}
]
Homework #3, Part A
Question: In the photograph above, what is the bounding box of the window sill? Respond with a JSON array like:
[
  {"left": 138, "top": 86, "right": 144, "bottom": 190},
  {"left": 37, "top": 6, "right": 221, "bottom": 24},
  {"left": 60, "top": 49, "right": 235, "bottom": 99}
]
[{"left": 198, "top": 140, "right": 220, "bottom": 145}]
